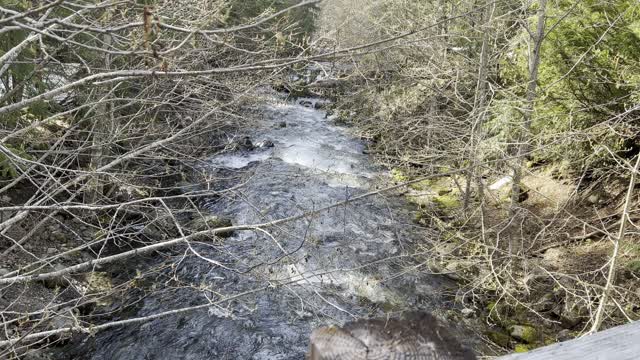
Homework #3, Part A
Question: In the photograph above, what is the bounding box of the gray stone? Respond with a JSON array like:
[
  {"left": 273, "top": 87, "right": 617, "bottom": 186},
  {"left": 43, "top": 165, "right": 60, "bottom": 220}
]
[
  {"left": 533, "top": 293, "right": 556, "bottom": 312},
  {"left": 43, "top": 264, "right": 69, "bottom": 289},
  {"left": 314, "top": 100, "right": 330, "bottom": 110},
  {"left": 560, "top": 301, "right": 588, "bottom": 329},
  {"left": 0, "top": 267, "right": 10, "bottom": 277},
  {"left": 49, "top": 314, "right": 74, "bottom": 330},
  {"left": 556, "top": 329, "right": 573, "bottom": 341},
  {"left": 236, "top": 136, "right": 254, "bottom": 150},
  {"left": 51, "top": 231, "right": 65, "bottom": 242},
  {"left": 461, "top": 308, "right": 476, "bottom": 318},
  {"left": 80, "top": 252, "right": 95, "bottom": 263}
]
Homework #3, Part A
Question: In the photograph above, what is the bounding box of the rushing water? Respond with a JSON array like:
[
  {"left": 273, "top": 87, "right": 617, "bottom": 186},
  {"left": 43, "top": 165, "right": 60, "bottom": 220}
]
[{"left": 58, "top": 93, "right": 467, "bottom": 359}]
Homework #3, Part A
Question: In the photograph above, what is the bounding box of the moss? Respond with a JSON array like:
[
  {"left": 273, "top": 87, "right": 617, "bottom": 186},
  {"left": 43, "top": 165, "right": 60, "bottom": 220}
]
[
  {"left": 627, "top": 260, "right": 640, "bottom": 274},
  {"left": 508, "top": 325, "right": 538, "bottom": 344},
  {"left": 487, "top": 301, "right": 497, "bottom": 312},
  {"left": 487, "top": 331, "right": 511, "bottom": 347},
  {"left": 433, "top": 193, "right": 460, "bottom": 210},
  {"left": 409, "top": 179, "right": 434, "bottom": 191},
  {"left": 390, "top": 168, "right": 408, "bottom": 182},
  {"left": 514, "top": 344, "right": 530, "bottom": 353},
  {"left": 413, "top": 211, "right": 426, "bottom": 224}
]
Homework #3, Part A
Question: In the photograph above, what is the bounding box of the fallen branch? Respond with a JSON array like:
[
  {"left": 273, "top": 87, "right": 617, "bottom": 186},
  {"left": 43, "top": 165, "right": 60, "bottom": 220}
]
[
  {"left": 0, "top": 169, "right": 465, "bottom": 285},
  {"left": 590, "top": 154, "right": 640, "bottom": 333}
]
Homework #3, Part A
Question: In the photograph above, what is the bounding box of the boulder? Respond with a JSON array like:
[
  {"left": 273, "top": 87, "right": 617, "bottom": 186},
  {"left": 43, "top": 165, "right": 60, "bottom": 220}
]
[
  {"left": 49, "top": 313, "right": 74, "bottom": 330},
  {"left": 230, "top": 136, "right": 254, "bottom": 151},
  {"left": 43, "top": 264, "right": 69, "bottom": 289},
  {"left": 309, "top": 312, "right": 476, "bottom": 359},
  {"left": 508, "top": 325, "right": 538, "bottom": 344},
  {"left": 556, "top": 329, "right": 573, "bottom": 341},
  {"left": 257, "top": 139, "right": 275, "bottom": 148},
  {"left": 314, "top": 100, "right": 331, "bottom": 110}
]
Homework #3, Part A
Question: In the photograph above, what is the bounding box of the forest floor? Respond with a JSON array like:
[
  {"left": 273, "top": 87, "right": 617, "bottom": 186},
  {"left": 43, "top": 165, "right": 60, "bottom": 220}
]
[{"left": 374, "top": 158, "right": 640, "bottom": 354}]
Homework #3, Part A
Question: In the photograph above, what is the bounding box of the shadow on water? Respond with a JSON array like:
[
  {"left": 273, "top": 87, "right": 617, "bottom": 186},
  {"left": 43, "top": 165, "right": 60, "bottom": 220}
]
[{"left": 57, "top": 91, "right": 471, "bottom": 359}]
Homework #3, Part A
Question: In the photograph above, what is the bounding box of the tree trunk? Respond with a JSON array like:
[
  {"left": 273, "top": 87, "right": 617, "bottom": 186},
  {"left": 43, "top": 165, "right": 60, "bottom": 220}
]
[
  {"left": 463, "top": 2, "right": 494, "bottom": 211},
  {"left": 86, "top": 34, "right": 113, "bottom": 204},
  {"left": 510, "top": 0, "right": 548, "bottom": 218}
]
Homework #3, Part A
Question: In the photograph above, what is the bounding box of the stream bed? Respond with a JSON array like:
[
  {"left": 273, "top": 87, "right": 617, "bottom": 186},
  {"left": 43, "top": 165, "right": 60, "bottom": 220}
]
[{"left": 58, "top": 92, "right": 471, "bottom": 359}]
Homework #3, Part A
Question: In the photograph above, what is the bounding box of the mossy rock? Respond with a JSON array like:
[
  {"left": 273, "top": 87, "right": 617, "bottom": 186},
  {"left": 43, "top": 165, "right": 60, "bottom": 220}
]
[
  {"left": 514, "top": 344, "right": 530, "bottom": 353},
  {"left": 487, "top": 331, "right": 511, "bottom": 347},
  {"left": 87, "top": 272, "right": 113, "bottom": 306},
  {"left": 508, "top": 325, "right": 538, "bottom": 344}
]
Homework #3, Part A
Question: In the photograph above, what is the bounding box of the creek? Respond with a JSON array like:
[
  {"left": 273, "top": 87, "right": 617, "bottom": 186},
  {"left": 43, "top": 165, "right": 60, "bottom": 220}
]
[{"left": 58, "top": 90, "right": 467, "bottom": 359}]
